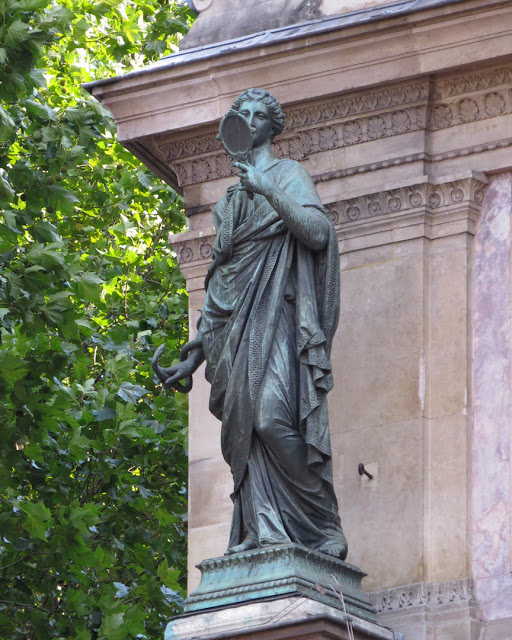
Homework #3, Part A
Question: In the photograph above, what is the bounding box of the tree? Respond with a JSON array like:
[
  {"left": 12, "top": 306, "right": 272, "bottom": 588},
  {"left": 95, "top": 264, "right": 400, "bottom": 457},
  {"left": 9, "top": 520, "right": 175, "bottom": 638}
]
[{"left": 0, "top": 1, "right": 195, "bottom": 638}]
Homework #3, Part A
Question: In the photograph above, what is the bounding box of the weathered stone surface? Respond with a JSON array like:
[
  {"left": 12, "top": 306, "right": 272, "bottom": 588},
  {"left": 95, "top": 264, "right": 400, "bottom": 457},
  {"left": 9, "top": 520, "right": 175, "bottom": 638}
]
[
  {"left": 166, "top": 596, "right": 399, "bottom": 640},
  {"left": 181, "top": 0, "right": 467, "bottom": 51},
  {"left": 472, "top": 173, "right": 512, "bottom": 624},
  {"left": 185, "top": 544, "right": 376, "bottom": 621}
]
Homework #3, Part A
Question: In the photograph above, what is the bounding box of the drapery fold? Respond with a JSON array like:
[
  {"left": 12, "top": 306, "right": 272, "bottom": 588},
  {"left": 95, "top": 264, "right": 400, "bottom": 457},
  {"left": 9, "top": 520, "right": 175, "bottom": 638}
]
[{"left": 200, "top": 159, "right": 346, "bottom": 555}]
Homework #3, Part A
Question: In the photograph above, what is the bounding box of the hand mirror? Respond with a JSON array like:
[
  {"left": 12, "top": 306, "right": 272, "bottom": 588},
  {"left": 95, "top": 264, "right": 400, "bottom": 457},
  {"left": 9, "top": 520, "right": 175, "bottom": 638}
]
[
  {"left": 219, "top": 111, "right": 253, "bottom": 160},
  {"left": 219, "top": 112, "right": 254, "bottom": 199}
]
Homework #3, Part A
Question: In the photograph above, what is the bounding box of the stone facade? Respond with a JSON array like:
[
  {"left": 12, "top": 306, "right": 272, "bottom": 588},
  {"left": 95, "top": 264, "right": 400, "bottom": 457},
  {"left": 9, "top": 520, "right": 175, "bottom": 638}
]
[{"left": 86, "top": 0, "right": 512, "bottom": 637}]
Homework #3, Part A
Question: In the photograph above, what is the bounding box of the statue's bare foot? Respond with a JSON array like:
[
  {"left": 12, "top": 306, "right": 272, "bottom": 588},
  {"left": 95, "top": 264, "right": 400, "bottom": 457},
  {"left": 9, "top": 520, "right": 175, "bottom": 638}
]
[{"left": 225, "top": 538, "right": 258, "bottom": 555}]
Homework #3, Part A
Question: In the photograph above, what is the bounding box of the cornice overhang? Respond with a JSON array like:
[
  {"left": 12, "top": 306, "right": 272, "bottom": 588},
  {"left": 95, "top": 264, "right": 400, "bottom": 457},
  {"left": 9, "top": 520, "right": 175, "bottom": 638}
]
[
  {"left": 83, "top": 0, "right": 512, "bottom": 193},
  {"left": 84, "top": 0, "right": 470, "bottom": 91}
]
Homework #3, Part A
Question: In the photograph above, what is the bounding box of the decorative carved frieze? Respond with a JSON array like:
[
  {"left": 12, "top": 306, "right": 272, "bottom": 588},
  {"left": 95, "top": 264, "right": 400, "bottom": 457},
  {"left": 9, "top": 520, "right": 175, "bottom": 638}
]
[
  {"left": 432, "top": 65, "right": 512, "bottom": 100},
  {"left": 153, "top": 63, "right": 512, "bottom": 190},
  {"left": 427, "top": 65, "right": 512, "bottom": 130},
  {"left": 157, "top": 132, "right": 221, "bottom": 162},
  {"left": 275, "top": 105, "right": 427, "bottom": 161},
  {"left": 170, "top": 228, "right": 216, "bottom": 266},
  {"left": 284, "top": 83, "right": 429, "bottom": 131},
  {"left": 156, "top": 81, "right": 429, "bottom": 162},
  {"left": 427, "top": 91, "right": 512, "bottom": 131},
  {"left": 368, "top": 578, "right": 474, "bottom": 613},
  {"left": 325, "top": 175, "right": 487, "bottom": 225},
  {"left": 164, "top": 104, "right": 429, "bottom": 188},
  {"left": 171, "top": 175, "right": 487, "bottom": 271},
  {"left": 154, "top": 80, "right": 430, "bottom": 188}
]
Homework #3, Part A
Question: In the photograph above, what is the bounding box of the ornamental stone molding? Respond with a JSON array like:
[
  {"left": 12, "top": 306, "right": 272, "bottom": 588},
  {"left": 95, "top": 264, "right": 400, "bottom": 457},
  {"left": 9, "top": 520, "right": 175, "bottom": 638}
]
[
  {"left": 152, "top": 62, "right": 512, "bottom": 190},
  {"left": 170, "top": 173, "right": 487, "bottom": 279},
  {"left": 170, "top": 227, "right": 216, "bottom": 267},
  {"left": 325, "top": 174, "right": 487, "bottom": 226},
  {"left": 154, "top": 79, "right": 430, "bottom": 188},
  {"left": 428, "top": 65, "right": 512, "bottom": 131},
  {"left": 368, "top": 578, "right": 475, "bottom": 613},
  {"left": 155, "top": 79, "right": 429, "bottom": 162}
]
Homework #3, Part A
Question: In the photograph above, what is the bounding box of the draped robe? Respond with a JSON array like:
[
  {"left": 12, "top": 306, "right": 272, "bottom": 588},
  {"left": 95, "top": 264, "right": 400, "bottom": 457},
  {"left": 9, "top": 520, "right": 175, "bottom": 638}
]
[{"left": 200, "top": 158, "right": 347, "bottom": 557}]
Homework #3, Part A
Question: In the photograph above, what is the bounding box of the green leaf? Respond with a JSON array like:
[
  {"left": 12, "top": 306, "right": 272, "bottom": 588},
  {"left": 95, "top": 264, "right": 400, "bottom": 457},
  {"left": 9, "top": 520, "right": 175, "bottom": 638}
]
[
  {"left": 20, "top": 501, "right": 54, "bottom": 541},
  {"left": 26, "top": 243, "right": 66, "bottom": 267},
  {"left": 24, "top": 442, "right": 45, "bottom": 463},
  {"left": 98, "top": 612, "right": 124, "bottom": 638},
  {"left": 0, "top": 352, "right": 29, "bottom": 385},
  {"left": 74, "top": 271, "right": 104, "bottom": 305},
  {"left": 0, "top": 106, "right": 16, "bottom": 142},
  {"left": 69, "top": 427, "right": 91, "bottom": 459},
  {"left": 157, "top": 559, "right": 181, "bottom": 590},
  {"left": 5, "top": 20, "right": 30, "bottom": 48},
  {"left": 71, "top": 631, "right": 92, "bottom": 640},
  {"left": 19, "top": 0, "right": 51, "bottom": 10},
  {"left": 117, "top": 382, "right": 149, "bottom": 403},
  {"left": 48, "top": 184, "right": 79, "bottom": 214},
  {"left": 23, "top": 99, "right": 57, "bottom": 122}
]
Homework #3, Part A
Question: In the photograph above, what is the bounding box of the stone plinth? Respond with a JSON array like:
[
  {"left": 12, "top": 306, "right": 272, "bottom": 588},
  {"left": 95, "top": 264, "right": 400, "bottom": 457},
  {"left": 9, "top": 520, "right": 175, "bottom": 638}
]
[
  {"left": 185, "top": 544, "right": 376, "bottom": 622},
  {"left": 166, "top": 596, "right": 401, "bottom": 640}
]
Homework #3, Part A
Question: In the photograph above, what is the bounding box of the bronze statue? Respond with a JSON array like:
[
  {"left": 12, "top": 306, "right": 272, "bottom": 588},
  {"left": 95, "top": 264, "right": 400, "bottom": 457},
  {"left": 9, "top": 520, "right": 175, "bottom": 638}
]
[{"left": 153, "top": 88, "right": 347, "bottom": 559}]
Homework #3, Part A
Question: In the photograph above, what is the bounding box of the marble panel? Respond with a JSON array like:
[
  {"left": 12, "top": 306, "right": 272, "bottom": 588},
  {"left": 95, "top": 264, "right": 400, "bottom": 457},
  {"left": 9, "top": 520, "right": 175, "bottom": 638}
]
[{"left": 472, "top": 172, "right": 512, "bottom": 622}]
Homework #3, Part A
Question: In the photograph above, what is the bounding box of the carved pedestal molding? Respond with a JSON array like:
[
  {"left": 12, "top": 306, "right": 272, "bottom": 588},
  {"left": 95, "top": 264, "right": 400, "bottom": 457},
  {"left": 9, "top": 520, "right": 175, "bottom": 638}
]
[
  {"left": 368, "top": 578, "right": 475, "bottom": 613},
  {"left": 185, "top": 544, "right": 376, "bottom": 620},
  {"left": 368, "top": 579, "right": 478, "bottom": 640}
]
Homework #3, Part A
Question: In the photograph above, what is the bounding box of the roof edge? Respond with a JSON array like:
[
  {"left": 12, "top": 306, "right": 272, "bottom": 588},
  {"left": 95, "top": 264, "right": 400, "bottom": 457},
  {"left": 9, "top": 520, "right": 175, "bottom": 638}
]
[{"left": 83, "top": 0, "right": 470, "bottom": 95}]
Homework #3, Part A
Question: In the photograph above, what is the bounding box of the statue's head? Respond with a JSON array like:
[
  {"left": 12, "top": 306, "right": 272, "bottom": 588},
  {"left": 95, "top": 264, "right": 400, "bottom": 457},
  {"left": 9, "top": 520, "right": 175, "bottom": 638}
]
[{"left": 230, "top": 88, "right": 285, "bottom": 140}]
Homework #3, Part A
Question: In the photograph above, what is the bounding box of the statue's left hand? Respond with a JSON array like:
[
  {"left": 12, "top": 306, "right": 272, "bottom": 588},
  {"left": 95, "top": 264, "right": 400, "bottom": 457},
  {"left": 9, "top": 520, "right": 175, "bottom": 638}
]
[
  {"left": 234, "top": 161, "right": 270, "bottom": 196},
  {"left": 152, "top": 343, "right": 204, "bottom": 393}
]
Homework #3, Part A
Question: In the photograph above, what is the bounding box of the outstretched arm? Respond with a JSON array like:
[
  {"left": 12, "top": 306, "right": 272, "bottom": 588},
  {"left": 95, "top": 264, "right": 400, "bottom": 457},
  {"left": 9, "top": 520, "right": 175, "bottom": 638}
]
[{"left": 234, "top": 161, "right": 329, "bottom": 250}]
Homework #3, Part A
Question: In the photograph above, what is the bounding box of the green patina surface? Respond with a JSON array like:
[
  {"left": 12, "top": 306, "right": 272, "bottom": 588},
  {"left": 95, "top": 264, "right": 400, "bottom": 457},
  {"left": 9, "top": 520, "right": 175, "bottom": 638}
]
[{"left": 185, "top": 543, "right": 376, "bottom": 621}]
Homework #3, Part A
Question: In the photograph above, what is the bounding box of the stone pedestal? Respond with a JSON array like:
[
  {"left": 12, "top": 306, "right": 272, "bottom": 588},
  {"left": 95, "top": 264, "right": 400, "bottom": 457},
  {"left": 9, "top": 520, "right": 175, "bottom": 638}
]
[
  {"left": 166, "top": 596, "right": 402, "bottom": 640},
  {"left": 185, "top": 544, "right": 376, "bottom": 621},
  {"left": 166, "top": 546, "right": 399, "bottom": 640}
]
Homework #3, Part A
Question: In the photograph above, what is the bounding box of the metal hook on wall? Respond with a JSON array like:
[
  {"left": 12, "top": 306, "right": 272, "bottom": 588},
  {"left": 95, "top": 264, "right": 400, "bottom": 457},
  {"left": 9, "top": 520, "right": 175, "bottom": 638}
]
[{"left": 358, "top": 463, "right": 373, "bottom": 480}]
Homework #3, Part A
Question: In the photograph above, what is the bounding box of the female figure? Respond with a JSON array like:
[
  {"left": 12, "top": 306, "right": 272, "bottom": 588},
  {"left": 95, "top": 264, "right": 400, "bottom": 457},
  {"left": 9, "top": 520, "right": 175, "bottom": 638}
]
[{"left": 154, "top": 88, "right": 347, "bottom": 559}]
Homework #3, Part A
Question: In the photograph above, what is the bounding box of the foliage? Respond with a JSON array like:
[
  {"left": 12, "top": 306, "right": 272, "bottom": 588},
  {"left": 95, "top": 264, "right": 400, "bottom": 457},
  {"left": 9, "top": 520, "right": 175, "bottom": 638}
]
[{"left": 0, "top": 1, "right": 195, "bottom": 638}]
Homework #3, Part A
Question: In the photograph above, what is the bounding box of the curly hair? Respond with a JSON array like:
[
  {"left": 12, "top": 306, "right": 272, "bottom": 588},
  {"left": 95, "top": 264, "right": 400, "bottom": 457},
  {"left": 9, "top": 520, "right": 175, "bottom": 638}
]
[{"left": 230, "top": 88, "right": 285, "bottom": 139}]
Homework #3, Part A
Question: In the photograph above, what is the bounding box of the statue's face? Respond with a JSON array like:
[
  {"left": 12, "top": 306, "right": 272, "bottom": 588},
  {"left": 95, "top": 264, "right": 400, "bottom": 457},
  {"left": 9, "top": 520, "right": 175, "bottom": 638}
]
[{"left": 238, "top": 100, "right": 273, "bottom": 148}]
